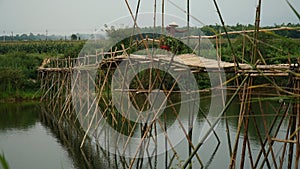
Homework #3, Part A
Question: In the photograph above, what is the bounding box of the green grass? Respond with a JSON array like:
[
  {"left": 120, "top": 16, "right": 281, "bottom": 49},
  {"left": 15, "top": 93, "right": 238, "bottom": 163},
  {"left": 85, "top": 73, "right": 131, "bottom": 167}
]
[{"left": 0, "top": 153, "right": 10, "bottom": 169}]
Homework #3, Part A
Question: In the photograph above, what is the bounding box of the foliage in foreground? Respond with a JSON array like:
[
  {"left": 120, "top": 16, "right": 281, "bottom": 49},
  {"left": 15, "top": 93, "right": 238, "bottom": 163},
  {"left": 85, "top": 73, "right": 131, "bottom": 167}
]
[{"left": 0, "top": 153, "right": 10, "bottom": 169}]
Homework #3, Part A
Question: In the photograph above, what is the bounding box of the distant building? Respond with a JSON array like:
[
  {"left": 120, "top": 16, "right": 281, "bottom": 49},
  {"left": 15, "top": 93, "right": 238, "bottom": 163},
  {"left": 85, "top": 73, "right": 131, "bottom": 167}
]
[{"left": 166, "top": 22, "right": 187, "bottom": 36}]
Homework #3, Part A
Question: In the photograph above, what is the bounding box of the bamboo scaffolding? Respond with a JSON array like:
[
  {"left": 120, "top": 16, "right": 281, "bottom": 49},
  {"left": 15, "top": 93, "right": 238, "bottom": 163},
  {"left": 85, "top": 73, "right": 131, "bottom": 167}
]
[
  {"left": 35, "top": 0, "right": 300, "bottom": 167},
  {"left": 36, "top": 9, "right": 300, "bottom": 166},
  {"left": 38, "top": 52, "right": 300, "bottom": 168}
]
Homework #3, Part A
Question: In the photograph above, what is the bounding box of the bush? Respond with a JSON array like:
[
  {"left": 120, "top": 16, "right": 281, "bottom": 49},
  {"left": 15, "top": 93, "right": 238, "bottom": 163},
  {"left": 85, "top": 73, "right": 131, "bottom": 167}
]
[{"left": 0, "top": 52, "right": 43, "bottom": 99}]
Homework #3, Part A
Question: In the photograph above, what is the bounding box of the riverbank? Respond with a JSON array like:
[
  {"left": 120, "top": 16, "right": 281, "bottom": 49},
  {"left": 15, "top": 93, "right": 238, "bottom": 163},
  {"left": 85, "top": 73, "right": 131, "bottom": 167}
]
[{"left": 0, "top": 91, "right": 41, "bottom": 103}]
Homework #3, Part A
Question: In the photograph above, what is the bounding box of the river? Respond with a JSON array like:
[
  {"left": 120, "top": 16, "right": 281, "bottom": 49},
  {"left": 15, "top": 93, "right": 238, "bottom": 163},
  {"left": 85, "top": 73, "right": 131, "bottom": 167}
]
[
  {"left": 0, "top": 102, "right": 75, "bottom": 169},
  {"left": 0, "top": 96, "right": 295, "bottom": 168}
]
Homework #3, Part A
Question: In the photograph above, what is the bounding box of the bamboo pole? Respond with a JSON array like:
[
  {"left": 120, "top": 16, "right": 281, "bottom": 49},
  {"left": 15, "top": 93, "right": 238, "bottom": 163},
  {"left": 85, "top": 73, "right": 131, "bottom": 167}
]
[
  {"left": 252, "top": 0, "right": 262, "bottom": 64},
  {"left": 212, "top": 0, "right": 239, "bottom": 68},
  {"left": 198, "top": 34, "right": 201, "bottom": 56},
  {"left": 187, "top": 0, "right": 190, "bottom": 46},
  {"left": 162, "top": 0, "right": 164, "bottom": 34}
]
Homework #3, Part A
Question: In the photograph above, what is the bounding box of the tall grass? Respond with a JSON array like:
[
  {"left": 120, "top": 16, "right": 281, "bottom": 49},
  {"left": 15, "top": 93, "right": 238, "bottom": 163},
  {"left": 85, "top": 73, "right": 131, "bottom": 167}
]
[{"left": 0, "top": 153, "right": 10, "bottom": 169}]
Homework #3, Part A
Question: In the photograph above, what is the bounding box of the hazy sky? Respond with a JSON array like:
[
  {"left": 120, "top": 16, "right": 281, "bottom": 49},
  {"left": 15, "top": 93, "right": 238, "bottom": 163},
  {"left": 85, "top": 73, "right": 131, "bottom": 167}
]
[{"left": 0, "top": 0, "right": 299, "bottom": 35}]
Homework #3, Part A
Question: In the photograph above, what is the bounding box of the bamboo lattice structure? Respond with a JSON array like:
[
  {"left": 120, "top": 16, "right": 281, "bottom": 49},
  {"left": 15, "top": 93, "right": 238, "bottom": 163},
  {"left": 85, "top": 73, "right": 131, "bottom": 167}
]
[
  {"left": 37, "top": 0, "right": 300, "bottom": 168},
  {"left": 38, "top": 41, "right": 300, "bottom": 168}
]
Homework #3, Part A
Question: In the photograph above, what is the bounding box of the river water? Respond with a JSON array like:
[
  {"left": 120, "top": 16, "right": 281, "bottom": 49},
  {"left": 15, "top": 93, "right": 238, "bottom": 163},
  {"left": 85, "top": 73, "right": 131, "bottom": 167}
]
[
  {"left": 0, "top": 102, "right": 75, "bottom": 169},
  {"left": 0, "top": 96, "right": 295, "bottom": 169}
]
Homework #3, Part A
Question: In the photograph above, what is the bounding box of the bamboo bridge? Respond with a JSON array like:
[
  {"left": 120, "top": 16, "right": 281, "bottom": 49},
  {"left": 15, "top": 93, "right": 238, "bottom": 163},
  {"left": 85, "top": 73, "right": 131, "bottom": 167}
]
[
  {"left": 38, "top": 48, "right": 300, "bottom": 168},
  {"left": 37, "top": 0, "right": 300, "bottom": 168}
]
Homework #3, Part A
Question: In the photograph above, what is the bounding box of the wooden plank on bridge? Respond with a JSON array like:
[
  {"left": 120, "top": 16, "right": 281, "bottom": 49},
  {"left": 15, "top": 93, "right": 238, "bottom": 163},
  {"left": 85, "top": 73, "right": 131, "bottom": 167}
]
[{"left": 38, "top": 54, "right": 292, "bottom": 76}]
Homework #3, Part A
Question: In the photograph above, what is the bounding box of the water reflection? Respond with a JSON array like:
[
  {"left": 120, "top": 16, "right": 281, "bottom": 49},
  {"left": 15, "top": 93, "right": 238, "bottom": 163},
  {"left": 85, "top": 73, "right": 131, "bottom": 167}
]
[
  {"left": 0, "top": 95, "right": 294, "bottom": 169},
  {"left": 40, "top": 92, "right": 293, "bottom": 169},
  {"left": 0, "top": 102, "right": 74, "bottom": 169},
  {"left": 0, "top": 102, "right": 39, "bottom": 131}
]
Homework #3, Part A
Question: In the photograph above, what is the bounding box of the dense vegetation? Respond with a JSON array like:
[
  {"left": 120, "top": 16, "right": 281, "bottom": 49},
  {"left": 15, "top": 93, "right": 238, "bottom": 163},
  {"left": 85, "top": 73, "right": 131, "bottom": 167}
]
[
  {"left": 0, "top": 41, "right": 85, "bottom": 101},
  {"left": 220, "top": 32, "right": 300, "bottom": 64},
  {"left": 108, "top": 33, "right": 193, "bottom": 55}
]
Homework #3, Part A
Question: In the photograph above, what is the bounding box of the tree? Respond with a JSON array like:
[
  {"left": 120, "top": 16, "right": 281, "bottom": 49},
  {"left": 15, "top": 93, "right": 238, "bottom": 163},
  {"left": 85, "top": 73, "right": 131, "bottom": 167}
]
[{"left": 71, "top": 34, "right": 77, "bottom": 40}]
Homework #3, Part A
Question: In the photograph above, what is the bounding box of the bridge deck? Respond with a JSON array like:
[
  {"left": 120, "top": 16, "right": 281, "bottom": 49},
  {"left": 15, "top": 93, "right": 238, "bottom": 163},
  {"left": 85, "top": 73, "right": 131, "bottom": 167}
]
[{"left": 38, "top": 54, "right": 292, "bottom": 76}]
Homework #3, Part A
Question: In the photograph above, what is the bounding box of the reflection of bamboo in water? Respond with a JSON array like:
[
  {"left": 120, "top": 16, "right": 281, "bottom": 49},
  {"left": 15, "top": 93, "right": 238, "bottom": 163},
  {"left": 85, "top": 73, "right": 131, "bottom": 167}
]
[
  {"left": 127, "top": 74, "right": 180, "bottom": 168},
  {"left": 254, "top": 101, "right": 290, "bottom": 168},
  {"left": 229, "top": 76, "right": 252, "bottom": 169},
  {"left": 204, "top": 143, "right": 220, "bottom": 169},
  {"left": 182, "top": 75, "right": 250, "bottom": 168},
  {"left": 156, "top": 69, "right": 204, "bottom": 167},
  {"left": 252, "top": 108, "right": 272, "bottom": 168},
  {"left": 259, "top": 99, "right": 278, "bottom": 168}
]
